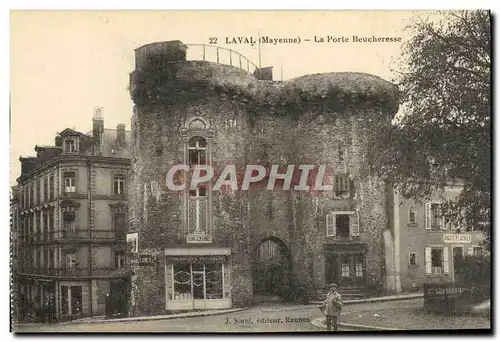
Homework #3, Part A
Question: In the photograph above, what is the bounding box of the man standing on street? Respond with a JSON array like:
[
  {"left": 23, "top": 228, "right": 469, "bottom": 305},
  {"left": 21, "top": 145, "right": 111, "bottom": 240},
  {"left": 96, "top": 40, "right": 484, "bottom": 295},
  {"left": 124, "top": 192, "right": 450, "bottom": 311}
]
[{"left": 323, "top": 283, "right": 343, "bottom": 331}]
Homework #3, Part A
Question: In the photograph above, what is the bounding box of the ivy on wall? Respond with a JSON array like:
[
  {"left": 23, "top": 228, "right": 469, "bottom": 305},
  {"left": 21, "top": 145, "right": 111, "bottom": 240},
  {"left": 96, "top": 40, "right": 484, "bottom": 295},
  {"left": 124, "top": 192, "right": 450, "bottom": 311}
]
[{"left": 129, "top": 61, "right": 399, "bottom": 121}]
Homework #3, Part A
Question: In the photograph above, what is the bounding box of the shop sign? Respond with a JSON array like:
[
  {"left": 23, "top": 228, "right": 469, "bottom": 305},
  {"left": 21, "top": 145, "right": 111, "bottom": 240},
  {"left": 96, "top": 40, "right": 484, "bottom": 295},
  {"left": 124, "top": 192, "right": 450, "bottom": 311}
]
[
  {"left": 186, "top": 234, "right": 212, "bottom": 244},
  {"left": 443, "top": 234, "right": 471, "bottom": 244},
  {"left": 167, "top": 255, "right": 227, "bottom": 263},
  {"left": 139, "top": 254, "right": 157, "bottom": 266}
]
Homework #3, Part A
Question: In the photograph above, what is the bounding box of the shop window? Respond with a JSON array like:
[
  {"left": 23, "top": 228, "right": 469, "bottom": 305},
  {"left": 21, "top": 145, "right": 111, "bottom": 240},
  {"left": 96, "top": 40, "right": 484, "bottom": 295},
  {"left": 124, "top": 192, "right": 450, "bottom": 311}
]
[
  {"left": 61, "top": 286, "right": 69, "bottom": 314},
  {"left": 71, "top": 286, "right": 82, "bottom": 316},
  {"left": 205, "top": 263, "right": 223, "bottom": 299},
  {"left": 172, "top": 263, "right": 224, "bottom": 301}
]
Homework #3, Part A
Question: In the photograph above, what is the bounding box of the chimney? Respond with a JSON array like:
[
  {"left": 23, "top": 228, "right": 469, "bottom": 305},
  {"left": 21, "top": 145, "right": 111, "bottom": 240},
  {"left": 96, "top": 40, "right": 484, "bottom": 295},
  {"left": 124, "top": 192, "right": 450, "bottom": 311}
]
[
  {"left": 93, "top": 107, "right": 104, "bottom": 153},
  {"left": 254, "top": 67, "right": 273, "bottom": 81},
  {"left": 117, "top": 124, "right": 126, "bottom": 147}
]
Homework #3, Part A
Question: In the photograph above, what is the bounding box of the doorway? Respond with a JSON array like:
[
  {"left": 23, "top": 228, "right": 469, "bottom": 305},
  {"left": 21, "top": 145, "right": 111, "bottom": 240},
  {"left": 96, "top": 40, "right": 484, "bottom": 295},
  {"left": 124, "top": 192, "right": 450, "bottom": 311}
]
[
  {"left": 325, "top": 253, "right": 365, "bottom": 286},
  {"left": 252, "top": 238, "right": 290, "bottom": 298},
  {"left": 453, "top": 246, "right": 464, "bottom": 282}
]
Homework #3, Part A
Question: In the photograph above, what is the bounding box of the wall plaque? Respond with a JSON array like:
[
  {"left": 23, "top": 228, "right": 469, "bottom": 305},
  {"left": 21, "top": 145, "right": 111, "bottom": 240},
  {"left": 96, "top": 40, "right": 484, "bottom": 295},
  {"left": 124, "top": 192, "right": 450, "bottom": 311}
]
[
  {"left": 186, "top": 234, "right": 212, "bottom": 244},
  {"left": 139, "top": 254, "right": 157, "bottom": 266}
]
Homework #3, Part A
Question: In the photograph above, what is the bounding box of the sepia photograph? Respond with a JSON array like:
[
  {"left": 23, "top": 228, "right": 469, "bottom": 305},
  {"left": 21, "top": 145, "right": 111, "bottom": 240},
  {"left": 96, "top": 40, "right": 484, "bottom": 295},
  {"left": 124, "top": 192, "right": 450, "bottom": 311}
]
[{"left": 9, "top": 9, "right": 491, "bottom": 333}]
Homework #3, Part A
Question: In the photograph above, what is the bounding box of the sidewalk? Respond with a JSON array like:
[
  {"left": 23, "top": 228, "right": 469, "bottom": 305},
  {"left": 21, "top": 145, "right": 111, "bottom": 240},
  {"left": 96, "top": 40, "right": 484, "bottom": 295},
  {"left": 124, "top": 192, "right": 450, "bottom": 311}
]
[{"left": 66, "top": 307, "right": 248, "bottom": 325}]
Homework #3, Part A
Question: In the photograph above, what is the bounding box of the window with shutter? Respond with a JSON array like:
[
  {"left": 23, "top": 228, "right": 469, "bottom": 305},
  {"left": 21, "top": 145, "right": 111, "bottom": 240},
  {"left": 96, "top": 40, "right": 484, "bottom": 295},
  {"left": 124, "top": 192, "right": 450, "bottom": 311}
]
[
  {"left": 424, "top": 203, "right": 431, "bottom": 230},
  {"left": 350, "top": 211, "right": 360, "bottom": 237},
  {"left": 326, "top": 213, "right": 336, "bottom": 237},
  {"left": 425, "top": 247, "right": 432, "bottom": 274},
  {"left": 430, "top": 203, "right": 443, "bottom": 230}
]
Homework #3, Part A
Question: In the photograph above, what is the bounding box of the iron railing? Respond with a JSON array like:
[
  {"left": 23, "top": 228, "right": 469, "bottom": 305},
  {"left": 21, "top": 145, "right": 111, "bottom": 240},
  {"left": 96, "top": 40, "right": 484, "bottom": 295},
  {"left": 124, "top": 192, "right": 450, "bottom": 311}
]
[
  {"left": 18, "top": 230, "right": 126, "bottom": 245},
  {"left": 185, "top": 44, "right": 259, "bottom": 75}
]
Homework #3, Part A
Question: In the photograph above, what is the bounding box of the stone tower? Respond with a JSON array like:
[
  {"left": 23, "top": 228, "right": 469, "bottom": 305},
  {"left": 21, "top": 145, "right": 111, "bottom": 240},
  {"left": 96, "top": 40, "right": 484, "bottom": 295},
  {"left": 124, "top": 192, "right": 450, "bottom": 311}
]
[{"left": 128, "top": 40, "right": 399, "bottom": 315}]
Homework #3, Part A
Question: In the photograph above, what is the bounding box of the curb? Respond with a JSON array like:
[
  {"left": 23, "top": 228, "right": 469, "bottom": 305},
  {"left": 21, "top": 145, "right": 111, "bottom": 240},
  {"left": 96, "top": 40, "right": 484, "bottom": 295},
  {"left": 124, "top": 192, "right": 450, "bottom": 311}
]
[
  {"left": 311, "top": 317, "right": 400, "bottom": 331},
  {"left": 58, "top": 307, "right": 249, "bottom": 325},
  {"left": 309, "top": 293, "right": 423, "bottom": 306}
]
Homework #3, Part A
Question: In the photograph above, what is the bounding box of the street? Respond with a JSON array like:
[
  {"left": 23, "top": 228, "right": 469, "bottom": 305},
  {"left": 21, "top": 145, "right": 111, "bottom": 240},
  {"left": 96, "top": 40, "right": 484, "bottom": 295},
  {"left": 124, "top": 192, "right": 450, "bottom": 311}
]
[{"left": 15, "top": 298, "right": 423, "bottom": 333}]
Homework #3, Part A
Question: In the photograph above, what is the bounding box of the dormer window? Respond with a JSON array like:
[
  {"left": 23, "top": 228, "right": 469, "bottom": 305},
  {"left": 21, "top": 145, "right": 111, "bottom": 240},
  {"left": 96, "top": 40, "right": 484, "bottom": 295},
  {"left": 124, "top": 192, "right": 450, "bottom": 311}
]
[{"left": 64, "top": 138, "right": 78, "bottom": 153}]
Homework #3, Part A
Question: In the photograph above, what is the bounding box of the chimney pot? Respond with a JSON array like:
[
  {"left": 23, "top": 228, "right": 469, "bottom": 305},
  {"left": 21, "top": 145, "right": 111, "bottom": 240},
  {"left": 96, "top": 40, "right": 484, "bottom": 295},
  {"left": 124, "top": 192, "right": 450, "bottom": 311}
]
[{"left": 117, "top": 124, "right": 126, "bottom": 147}]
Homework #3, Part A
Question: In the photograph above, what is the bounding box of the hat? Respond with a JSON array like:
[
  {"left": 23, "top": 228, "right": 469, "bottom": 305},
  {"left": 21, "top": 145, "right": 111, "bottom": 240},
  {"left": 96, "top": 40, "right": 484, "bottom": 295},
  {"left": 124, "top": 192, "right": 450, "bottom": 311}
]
[{"left": 328, "top": 283, "right": 338, "bottom": 288}]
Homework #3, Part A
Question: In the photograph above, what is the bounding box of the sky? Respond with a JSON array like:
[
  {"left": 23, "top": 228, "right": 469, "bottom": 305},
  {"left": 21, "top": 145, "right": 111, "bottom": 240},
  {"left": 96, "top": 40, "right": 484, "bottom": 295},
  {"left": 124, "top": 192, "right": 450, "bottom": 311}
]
[{"left": 10, "top": 10, "right": 423, "bottom": 184}]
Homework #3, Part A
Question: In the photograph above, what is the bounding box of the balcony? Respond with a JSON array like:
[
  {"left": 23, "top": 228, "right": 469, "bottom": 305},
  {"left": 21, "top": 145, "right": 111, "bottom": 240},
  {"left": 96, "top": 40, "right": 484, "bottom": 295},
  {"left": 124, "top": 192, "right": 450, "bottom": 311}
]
[{"left": 17, "top": 267, "right": 130, "bottom": 279}]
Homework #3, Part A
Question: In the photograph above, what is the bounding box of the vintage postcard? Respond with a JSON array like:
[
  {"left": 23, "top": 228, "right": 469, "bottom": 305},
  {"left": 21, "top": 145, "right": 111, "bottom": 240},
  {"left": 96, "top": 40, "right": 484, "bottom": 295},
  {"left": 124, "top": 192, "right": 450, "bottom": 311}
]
[{"left": 10, "top": 10, "right": 491, "bottom": 333}]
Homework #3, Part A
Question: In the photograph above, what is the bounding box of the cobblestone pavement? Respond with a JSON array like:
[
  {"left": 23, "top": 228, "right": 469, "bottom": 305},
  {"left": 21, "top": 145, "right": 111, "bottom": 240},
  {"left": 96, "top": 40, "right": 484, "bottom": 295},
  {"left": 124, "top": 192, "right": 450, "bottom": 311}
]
[{"left": 14, "top": 298, "right": 423, "bottom": 333}]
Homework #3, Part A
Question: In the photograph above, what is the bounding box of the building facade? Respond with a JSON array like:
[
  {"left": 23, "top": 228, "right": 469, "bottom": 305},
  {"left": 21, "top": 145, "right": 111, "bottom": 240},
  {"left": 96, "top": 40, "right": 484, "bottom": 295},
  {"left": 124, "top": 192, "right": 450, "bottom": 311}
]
[
  {"left": 127, "top": 40, "right": 401, "bottom": 315},
  {"left": 389, "top": 185, "right": 485, "bottom": 292},
  {"left": 13, "top": 113, "right": 132, "bottom": 321}
]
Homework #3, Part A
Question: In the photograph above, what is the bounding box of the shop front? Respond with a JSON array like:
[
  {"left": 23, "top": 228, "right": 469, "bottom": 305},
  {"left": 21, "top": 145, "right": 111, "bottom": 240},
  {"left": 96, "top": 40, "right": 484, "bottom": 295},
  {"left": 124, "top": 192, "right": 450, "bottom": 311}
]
[
  {"left": 324, "top": 242, "right": 369, "bottom": 287},
  {"left": 165, "top": 247, "right": 231, "bottom": 311}
]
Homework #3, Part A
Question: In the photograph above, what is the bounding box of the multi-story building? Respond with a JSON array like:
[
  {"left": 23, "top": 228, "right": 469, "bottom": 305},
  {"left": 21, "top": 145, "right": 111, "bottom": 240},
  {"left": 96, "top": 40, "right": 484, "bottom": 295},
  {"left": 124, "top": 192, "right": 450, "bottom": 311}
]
[
  {"left": 13, "top": 112, "right": 132, "bottom": 321},
  {"left": 10, "top": 186, "right": 20, "bottom": 323},
  {"left": 388, "top": 184, "right": 486, "bottom": 292}
]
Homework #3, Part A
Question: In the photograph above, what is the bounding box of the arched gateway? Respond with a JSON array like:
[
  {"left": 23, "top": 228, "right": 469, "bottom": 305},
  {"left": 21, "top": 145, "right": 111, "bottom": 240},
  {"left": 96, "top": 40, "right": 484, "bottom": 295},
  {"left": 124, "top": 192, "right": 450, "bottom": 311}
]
[{"left": 252, "top": 237, "right": 291, "bottom": 299}]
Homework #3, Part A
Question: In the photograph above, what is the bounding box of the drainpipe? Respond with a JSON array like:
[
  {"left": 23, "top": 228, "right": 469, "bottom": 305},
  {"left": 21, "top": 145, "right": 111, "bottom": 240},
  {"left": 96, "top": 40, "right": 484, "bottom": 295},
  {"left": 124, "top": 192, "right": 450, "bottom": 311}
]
[
  {"left": 87, "top": 160, "right": 93, "bottom": 315},
  {"left": 392, "top": 187, "right": 400, "bottom": 293}
]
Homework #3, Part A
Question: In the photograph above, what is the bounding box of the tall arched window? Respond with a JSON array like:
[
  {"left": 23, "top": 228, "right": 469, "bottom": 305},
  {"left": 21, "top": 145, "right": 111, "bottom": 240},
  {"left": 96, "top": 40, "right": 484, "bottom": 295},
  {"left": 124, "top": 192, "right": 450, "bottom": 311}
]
[
  {"left": 182, "top": 117, "right": 212, "bottom": 242},
  {"left": 188, "top": 136, "right": 207, "bottom": 166}
]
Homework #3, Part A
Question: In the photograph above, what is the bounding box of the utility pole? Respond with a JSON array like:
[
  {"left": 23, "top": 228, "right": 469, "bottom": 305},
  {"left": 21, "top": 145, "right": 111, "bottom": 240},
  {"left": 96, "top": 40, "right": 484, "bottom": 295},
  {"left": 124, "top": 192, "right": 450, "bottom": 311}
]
[{"left": 258, "top": 29, "right": 262, "bottom": 79}]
